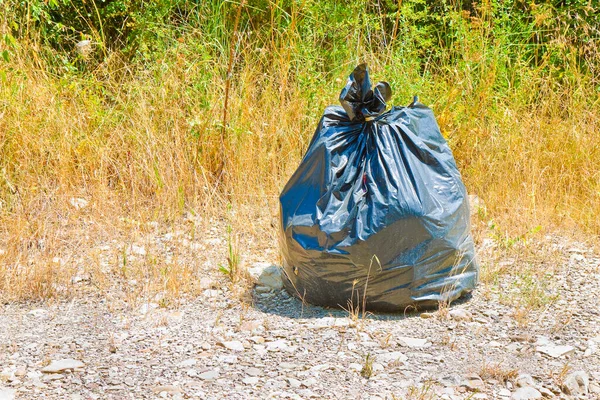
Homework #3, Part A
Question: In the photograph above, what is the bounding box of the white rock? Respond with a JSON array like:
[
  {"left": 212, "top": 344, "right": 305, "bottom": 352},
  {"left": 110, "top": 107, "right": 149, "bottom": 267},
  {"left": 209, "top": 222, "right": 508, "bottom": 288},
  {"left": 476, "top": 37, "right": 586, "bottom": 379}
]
[
  {"left": 198, "top": 370, "right": 219, "bottom": 380},
  {"left": 562, "top": 371, "right": 589, "bottom": 395},
  {"left": 247, "top": 262, "right": 271, "bottom": 280},
  {"left": 258, "top": 265, "right": 284, "bottom": 289},
  {"left": 218, "top": 355, "right": 238, "bottom": 364},
  {"left": 536, "top": 344, "right": 575, "bottom": 358},
  {"left": 397, "top": 336, "right": 431, "bottom": 348},
  {"left": 302, "top": 378, "right": 317, "bottom": 387},
  {"left": 0, "top": 388, "right": 15, "bottom": 400},
  {"left": 69, "top": 197, "right": 89, "bottom": 210},
  {"left": 287, "top": 378, "right": 301, "bottom": 388},
  {"left": 152, "top": 385, "right": 182, "bottom": 394},
  {"left": 219, "top": 341, "right": 244, "bottom": 352},
  {"left": 376, "top": 351, "right": 407, "bottom": 365},
  {"left": 178, "top": 358, "right": 197, "bottom": 367},
  {"left": 75, "top": 40, "right": 92, "bottom": 56},
  {"left": 243, "top": 377, "right": 259, "bottom": 385},
  {"left": 266, "top": 339, "right": 288, "bottom": 352},
  {"left": 498, "top": 388, "right": 511, "bottom": 397},
  {"left": 308, "top": 317, "right": 352, "bottom": 329},
  {"left": 41, "top": 359, "right": 84, "bottom": 373},
  {"left": 130, "top": 244, "right": 146, "bottom": 256},
  {"left": 245, "top": 367, "right": 263, "bottom": 377},
  {"left": 511, "top": 387, "right": 542, "bottom": 399},
  {"left": 349, "top": 363, "right": 362, "bottom": 372},
  {"left": 516, "top": 374, "right": 535, "bottom": 387}
]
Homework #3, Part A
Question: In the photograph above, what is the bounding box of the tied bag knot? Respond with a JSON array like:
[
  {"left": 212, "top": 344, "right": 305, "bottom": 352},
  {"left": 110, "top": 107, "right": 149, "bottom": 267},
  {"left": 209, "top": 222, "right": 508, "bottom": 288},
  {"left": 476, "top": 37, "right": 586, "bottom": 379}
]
[{"left": 339, "top": 63, "right": 392, "bottom": 122}]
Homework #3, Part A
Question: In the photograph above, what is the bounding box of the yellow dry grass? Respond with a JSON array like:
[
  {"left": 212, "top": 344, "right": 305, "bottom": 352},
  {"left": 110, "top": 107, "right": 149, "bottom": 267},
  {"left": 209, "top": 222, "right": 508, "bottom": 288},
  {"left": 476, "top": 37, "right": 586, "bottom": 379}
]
[{"left": 1, "top": 8, "right": 599, "bottom": 301}]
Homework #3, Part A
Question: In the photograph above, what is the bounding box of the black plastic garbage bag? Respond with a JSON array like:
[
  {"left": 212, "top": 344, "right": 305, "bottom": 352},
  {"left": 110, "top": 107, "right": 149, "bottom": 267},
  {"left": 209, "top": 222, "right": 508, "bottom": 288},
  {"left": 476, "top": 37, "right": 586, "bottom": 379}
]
[{"left": 279, "top": 64, "right": 478, "bottom": 311}]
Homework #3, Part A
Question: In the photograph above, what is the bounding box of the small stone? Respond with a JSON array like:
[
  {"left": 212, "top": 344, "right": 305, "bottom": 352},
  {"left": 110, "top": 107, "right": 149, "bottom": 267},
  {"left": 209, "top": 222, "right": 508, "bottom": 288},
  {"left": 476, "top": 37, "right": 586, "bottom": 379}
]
[
  {"left": 41, "top": 359, "right": 84, "bottom": 373},
  {"left": 14, "top": 367, "right": 26, "bottom": 377},
  {"left": 0, "top": 388, "right": 15, "bottom": 400},
  {"left": 536, "top": 344, "right": 575, "bottom": 358},
  {"left": 74, "top": 40, "right": 92, "bottom": 56},
  {"left": 178, "top": 358, "right": 197, "bottom": 367},
  {"left": 130, "top": 244, "right": 146, "bottom": 256},
  {"left": 266, "top": 339, "right": 288, "bottom": 352},
  {"left": 258, "top": 265, "right": 284, "bottom": 290},
  {"left": 218, "top": 355, "right": 238, "bottom": 364},
  {"left": 249, "top": 336, "right": 265, "bottom": 344},
  {"left": 420, "top": 312, "right": 435, "bottom": 319},
  {"left": 589, "top": 382, "right": 600, "bottom": 394},
  {"left": 439, "top": 375, "right": 462, "bottom": 387},
  {"left": 152, "top": 385, "right": 182, "bottom": 394},
  {"left": 538, "top": 387, "right": 554, "bottom": 398},
  {"left": 349, "top": 363, "right": 362, "bottom": 372},
  {"left": 242, "top": 377, "right": 259, "bottom": 385},
  {"left": 516, "top": 374, "right": 535, "bottom": 387},
  {"left": 397, "top": 336, "right": 430, "bottom": 348},
  {"left": 219, "top": 340, "right": 244, "bottom": 352},
  {"left": 449, "top": 309, "right": 473, "bottom": 322},
  {"left": 287, "top": 378, "right": 301, "bottom": 388},
  {"left": 245, "top": 367, "right": 263, "bottom": 377},
  {"left": 198, "top": 370, "right": 219, "bottom": 381},
  {"left": 498, "top": 388, "right": 511, "bottom": 397},
  {"left": 240, "top": 320, "right": 262, "bottom": 332},
  {"left": 511, "top": 387, "right": 542, "bottom": 400},
  {"left": 377, "top": 351, "right": 407, "bottom": 365},
  {"left": 462, "top": 373, "right": 485, "bottom": 392},
  {"left": 562, "top": 370, "right": 589, "bottom": 395},
  {"left": 308, "top": 317, "right": 352, "bottom": 329},
  {"left": 302, "top": 378, "right": 317, "bottom": 387},
  {"left": 43, "top": 373, "right": 63, "bottom": 381},
  {"left": 69, "top": 197, "right": 89, "bottom": 210}
]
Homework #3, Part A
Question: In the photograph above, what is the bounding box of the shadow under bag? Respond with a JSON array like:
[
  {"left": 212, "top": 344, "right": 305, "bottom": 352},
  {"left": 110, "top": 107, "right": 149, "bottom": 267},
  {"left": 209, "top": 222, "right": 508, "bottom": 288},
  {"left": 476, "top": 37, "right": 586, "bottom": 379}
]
[{"left": 279, "top": 64, "right": 478, "bottom": 311}]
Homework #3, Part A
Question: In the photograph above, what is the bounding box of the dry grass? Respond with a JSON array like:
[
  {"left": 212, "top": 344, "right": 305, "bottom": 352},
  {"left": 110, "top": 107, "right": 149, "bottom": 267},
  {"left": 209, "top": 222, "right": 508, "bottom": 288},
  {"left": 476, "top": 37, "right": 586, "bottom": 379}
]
[
  {"left": 0, "top": 3, "right": 599, "bottom": 301},
  {"left": 478, "top": 361, "right": 519, "bottom": 383}
]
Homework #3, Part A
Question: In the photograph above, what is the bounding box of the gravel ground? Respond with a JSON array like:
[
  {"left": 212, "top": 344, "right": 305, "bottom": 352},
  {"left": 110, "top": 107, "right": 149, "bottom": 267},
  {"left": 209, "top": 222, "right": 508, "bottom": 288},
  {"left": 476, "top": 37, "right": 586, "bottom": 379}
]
[{"left": 1, "top": 229, "right": 599, "bottom": 400}]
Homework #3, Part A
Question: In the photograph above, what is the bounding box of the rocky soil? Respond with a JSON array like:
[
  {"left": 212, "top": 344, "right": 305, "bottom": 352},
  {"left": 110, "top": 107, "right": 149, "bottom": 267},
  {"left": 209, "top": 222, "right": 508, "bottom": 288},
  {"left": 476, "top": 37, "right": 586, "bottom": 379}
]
[{"left": 1, "top": 228, "right": 599, "bottom": 400}]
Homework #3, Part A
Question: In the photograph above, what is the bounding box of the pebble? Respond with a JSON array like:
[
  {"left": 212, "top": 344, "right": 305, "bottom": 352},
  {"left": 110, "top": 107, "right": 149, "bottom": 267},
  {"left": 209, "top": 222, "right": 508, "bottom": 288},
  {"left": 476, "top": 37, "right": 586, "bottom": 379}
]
[
  {"left": 449, "top": 309, "right": 473, "bottom": 322},
  {"left": 462, "top": 373, "right": 485, "bottom": 392},
  {"left": 243, "top": 377, "right": 259, "bottom": 385},
  {"left": 0, "top": 388, "right": 15, "bottom": 400},
  {"left": 376, "top": 351, "right": 407, "bottom": 364},
  {"left": 287, "top": 378, "right": 301, "bottom": 388},
  {"left": 219, "top": 340, "right": 244, "bottom": 352},
  {"left": 397, "top": 336, "right": 430, "bottom": 348},
  {"left": 152, "top": 385, "right": 182, "bottom": 394},
  {"left": 516, "top": 373, "right": 535, "bottom": 387},
  {"left": 511, "top": 387, "right": 542, "bottom": 399},
  {"left": 536, "top": 344, "right": 575, "bottom": 358},
  {"left": 41, "top": 359, "right": 85, "bottom": 373},
  {"left": 198, "top": 370, "right": 219, "bottom": 380},
  {"left": 266, "top": 339, "right": 288, "bottom": 352},
  {"left": 258, "top": 265, "right": 284, "bottom": 290},
  {"left": 245, "top": 367, "right": 263, "bottom": 377},
  {"left": 562, "top": 370, "right": 589, "bottom": 395}
]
